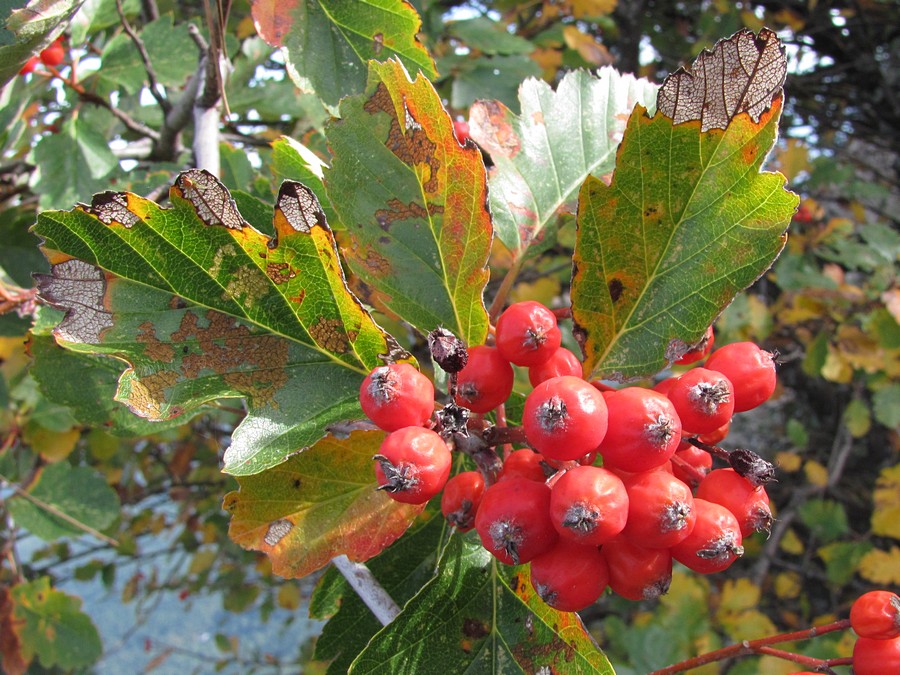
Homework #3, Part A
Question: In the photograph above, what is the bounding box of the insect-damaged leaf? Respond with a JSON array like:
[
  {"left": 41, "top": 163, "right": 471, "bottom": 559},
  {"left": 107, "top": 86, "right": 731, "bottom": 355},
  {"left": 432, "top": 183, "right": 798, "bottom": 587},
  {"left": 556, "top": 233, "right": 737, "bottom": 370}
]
[
  {"left": 250, "top": 0, "right": 436, "bottom": 109},
  {"left": 325, "top": 58, "right": 493, "bottom": 347},
  {"left": 223, "top": 430, "right": 424, "bottom": 578},
  {"left": 33, "top": 172, "right": 409, "bottom": 475},
  {"left": 349, "top": 533, "right": 614, "bottom": 674},
  {"left": 572, "top": 29, "right": 796, "bottom": 381},
  {"left": 469, "top": 67, "right": 658, "bottom": 255}
]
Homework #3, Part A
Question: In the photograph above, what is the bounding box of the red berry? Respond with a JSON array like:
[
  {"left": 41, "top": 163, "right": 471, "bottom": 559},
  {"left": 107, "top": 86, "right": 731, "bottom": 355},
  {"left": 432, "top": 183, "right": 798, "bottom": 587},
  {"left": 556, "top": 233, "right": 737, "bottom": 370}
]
[
  {"left": 675, "top": 326, "right": 715, "bottom": 365},
  {"left": 474, "top": 477, "right": 558, "bottom": 565},
  {"left": 19, "top": 56, "right": 40, "bottom": 75},
  {"left": 670, "top": 498, "right": 744, "bottom": 574},
  {"left": 621, "top": 470, "right": 696, "bottom": 549},
  {"left": 523, "top": 376, "right": 608, "bottom": 461},
  {"left": 499, "top": 448, "right": 553, "bottom": 482},
  {"left": 697, "top": 419, "right": 731, "bottom": 445},
  {"left": 670, "top": 441, "right": 713, "bottom": 489},
  {"left": 602, "top": 538, "right": 673, "bottom": 601},
  {"left": 853, "top": 635, "right": 900, "bottom": 675},
  {"left": 850, "top": 590, "right": 900, "bottom": 639},
  {"left": 666, "top": 367, "right": 735, "bottom": 435},
  {"left": 528, "top": 346, "right": 582, "bottom": 387},
  {"left": 359, "top": 363, "right": 435, "bottom": 432},
  {"left": 530, "top": 538, "right": 609, "bottom": 612},
  {"left": 696, "top": 468, "right": 773, "bottom": 537},
  {"left": 704, "top": 342, "right": 777, "bottom": 412},
  {"left": 549, "top": 466, "right": 628, "bottom": 546},
  {"left": 374, "top": 427, "right": 451, "bottom": 504},
  {"left": 495, "top": 301, "right": 562, "bottom": 367},
  {"left": 453, "top": 119, "right": 470, "bottom": 145},
  {"left": 455, "top": 345, "right": 514, "bottom": 414},
  {"left": 441, "top": 471, "right": 485, "bottom": 532},
  {"left": 39, "top": 41, "right": 66, "bottom": 67},
  {"left": 597, "top": 387, "right": 682, "bottom": 472}
]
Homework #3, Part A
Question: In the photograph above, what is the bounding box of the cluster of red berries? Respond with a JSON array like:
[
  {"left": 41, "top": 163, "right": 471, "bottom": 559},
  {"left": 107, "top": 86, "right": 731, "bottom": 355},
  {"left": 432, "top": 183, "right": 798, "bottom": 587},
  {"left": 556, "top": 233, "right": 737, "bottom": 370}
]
[
  {"left": 849, "top": 590, "right": 900, "bottom": 674},
  {"left": 360, "top": 300, "right": 779, "bottom": 613},
  {"left": 19, "top": 36, "right": 67, "bottom": 76}
]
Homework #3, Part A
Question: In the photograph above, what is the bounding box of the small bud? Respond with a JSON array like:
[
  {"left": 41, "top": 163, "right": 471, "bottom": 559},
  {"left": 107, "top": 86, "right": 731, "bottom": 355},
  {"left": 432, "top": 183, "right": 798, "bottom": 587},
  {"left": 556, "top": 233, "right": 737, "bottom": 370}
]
[
  {"left": 729, "top": 448, "right": 776, "bottom": 486},
  {"left": 428, "top": 327, "right": 468, "bottom": 373}
]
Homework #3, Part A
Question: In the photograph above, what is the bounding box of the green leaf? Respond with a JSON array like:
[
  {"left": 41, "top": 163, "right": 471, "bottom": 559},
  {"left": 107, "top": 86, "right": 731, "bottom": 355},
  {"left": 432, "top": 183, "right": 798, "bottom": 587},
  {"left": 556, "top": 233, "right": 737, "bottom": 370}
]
[
  {"left": 6, "top": 463, "right": 119, "bottom": 541},
  {"left": 817, "top": 541, "right": 874, "bottom": 585},
  {"left": 30, "top": 116, "right": 119, "bottom": 210},
  {"left": 572, "top": 94, "right": 795, "bottom": 380},
  {"left": 271, "top": 136, "right": 338, "bottom": 228},
  {"left": 224, "top": 430, "right": 424, "bottom": 578},
  {"left": 469, "top": 67, "right": 658, "bottom": 254},
  {"left": 873, "top": 383, "right": 900, "bottom": 430},
  {"left": 0, "top": 0, "right": 84, "bottom": 86},
  {"left": 33, "top": 172, "right": 409, "bottom": 475},
  {"left": 798, "top": 499, "right": 849, "bottom": 543},
  {"left": 450, "top": 54, "right": 542, "bottom": 111},
  {"left": 349, "top": 534, "right": 613, "bottom": 674},
  {"left": 447, "top": 17, "right": 534, "bottom": 55},
  {"left": 250, "top": 0, "right": 437, "bottom": 109},
  {"left": 312, "top": 512, "right": 449, "bottom": 674},
  {"left": 9, "top": 577, "right": 102, "bottom": 670},
  {"left": 326, "top": 59, "right": 492, "bottom": 345}
]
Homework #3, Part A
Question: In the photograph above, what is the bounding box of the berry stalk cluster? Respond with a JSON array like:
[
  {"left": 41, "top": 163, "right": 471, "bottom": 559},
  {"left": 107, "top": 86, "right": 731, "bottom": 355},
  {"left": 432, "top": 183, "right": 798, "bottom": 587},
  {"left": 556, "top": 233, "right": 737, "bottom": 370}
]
[{"left": 360, "top": 300, "right": 780, "bottom": 613}]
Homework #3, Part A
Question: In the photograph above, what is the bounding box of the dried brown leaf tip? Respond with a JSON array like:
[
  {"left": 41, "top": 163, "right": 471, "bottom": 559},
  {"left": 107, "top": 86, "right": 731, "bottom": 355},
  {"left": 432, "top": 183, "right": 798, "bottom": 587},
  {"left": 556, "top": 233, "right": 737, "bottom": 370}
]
[
  {"left": 173, "top": 169, "right": 244, "bottom": 230},
  {"left": 657, "top": 27, "right": 787, "bottom": 131},
  {"left": 35, "top": 259, "right": 113, "bottom": 344}
]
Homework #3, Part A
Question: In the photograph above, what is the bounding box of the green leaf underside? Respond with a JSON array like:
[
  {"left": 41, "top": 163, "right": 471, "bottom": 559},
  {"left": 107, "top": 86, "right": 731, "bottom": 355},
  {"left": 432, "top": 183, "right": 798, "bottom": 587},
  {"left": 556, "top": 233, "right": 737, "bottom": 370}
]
[
  {"left": 223, "top": 430, "right": 424, "bottom": 578},
  {"left": 312, "top": 513, "right": 451, "bottom": 674},
  {"left": 0, "top": 0, "right": 84, "bottom": 86},
  {"left": 250, "top": 0, "right": 436, "bottom": 108},
  {"left": 572, "top": 96, "right": 796, "bottom": 381},
  {"left": 10, "top": 577, "right": 102, "bottom": 670},
  {"left": 326, "top": 59, "right": 492, "bottom": 346},
  {"left": 6, "top": 463, "right": 119, "bottom": 541},
  {"left": 32, "top": 173, "right": 407, "bottom": 475},
  {"left": 349, "top": 533, "right": 613, "bottom": 674},
  {"left": 469, "top": 67, "right": 658, "bottom": 254}
]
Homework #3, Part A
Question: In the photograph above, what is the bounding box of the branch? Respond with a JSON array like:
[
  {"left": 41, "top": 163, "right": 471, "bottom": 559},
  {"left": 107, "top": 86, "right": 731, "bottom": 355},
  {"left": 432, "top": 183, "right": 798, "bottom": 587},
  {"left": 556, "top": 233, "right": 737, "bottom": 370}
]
[
  {"left": 115, "top": 0, "right": 170, "bottom": 114},
  {"left": 331, "top": 555, "right": 401, "bottom": 626}
]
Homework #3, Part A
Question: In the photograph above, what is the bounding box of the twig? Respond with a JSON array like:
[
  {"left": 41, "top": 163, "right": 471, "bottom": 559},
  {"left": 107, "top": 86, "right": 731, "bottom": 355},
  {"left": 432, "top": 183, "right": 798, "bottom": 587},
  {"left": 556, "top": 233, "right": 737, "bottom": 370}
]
[
  {"left": 115, "top": 0, "right": 170, "bottom": 113},
  {"left": 331, "top": 555, "right": 400, "bottom": 626},
  {"left": 0, "top": 471, "right": 119, "bottom": 547},
  {"left": 488, "top": 254, "right": 527, "bottom": 322}
]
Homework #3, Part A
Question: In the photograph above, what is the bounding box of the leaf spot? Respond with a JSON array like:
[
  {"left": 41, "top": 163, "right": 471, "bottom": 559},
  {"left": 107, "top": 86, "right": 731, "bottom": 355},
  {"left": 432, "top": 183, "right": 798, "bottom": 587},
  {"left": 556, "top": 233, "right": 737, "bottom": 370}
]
[
  {"left": 309, "top": 316, "right": 350, "bottom": 354},
  {"left": 264, "top": 519, "right": 293, "bottom": 546},
  {"left": 266, "top": 262, "right": 296, "bottom": 284},
  {"left": 174, "top": 169, "right": 244, "bottom": 230},
  {"left": 87, "top": 192, "right": 140, "bottom": 228},
  {"left": 36, "top": 260, "right": 113, "bottom": 344},
  {"left": 608, "top": 278, "right": 624, "bottom": 302}
]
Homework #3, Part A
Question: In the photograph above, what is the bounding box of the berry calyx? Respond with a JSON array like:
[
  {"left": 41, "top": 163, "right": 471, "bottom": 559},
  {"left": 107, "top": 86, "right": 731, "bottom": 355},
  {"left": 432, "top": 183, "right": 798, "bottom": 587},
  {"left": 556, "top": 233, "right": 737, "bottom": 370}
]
[
  {"left": 523, "top": 376, "right": 608, "bottom": 461},
  {"left": 360, "top": 363, "right": 435, "bottom": 432},
  {"left": 670, "top": 498, "right": 744, "bottom": 574},
  {"left": 602, "top": 538, "right": 673, "bottom": 601},
  {"left": 549, "top": 466, "right": 628, "bottom": 546},
  {"left": 495, "top": 301, "right": 562, "bottom": 367},
  {"left": 622, "top": 470, "right": 696, "bottom": 549},
  {"left": 455, "top": 345, "right": 514, "bottom": 414},
  {"left": 441, "top": 471, "right": 485, "bottom": 532},
  {"left": 597, "top": 387, "right": 682, "bottom": 473},
  {"left": 474, "top": 477, "right": 558, "bottom": 565},
  {"left": 850, "top": 590, "right": 900, "bottom": 640},
  {"left": 696, "top": 468, "right": 773, "bottom": 537},
  {"left": 666, "top": 367, "right": 735, "bottom": 435},
  {"left": 427, "top": 327, "right": 468, "bottom": 374},
  {"left": 373, "top": 427, "right": 451, "bottom": 504},
  {"left": 530, "top": 538, "right": 609, "bottom": 612}
]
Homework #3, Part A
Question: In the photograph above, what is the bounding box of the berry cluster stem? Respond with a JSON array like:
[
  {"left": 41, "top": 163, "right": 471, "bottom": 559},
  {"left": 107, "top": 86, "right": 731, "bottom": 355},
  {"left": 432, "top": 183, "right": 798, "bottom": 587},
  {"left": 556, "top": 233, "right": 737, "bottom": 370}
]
[{"left": 647, "top": 618, "right": 852, "bottom": 674}]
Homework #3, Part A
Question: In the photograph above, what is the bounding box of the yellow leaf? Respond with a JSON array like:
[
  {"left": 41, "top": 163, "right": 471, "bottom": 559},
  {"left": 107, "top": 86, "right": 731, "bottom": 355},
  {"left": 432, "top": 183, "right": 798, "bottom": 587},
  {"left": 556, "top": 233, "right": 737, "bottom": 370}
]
[
  {"left": 871, "top": 464, "right": 900, "bottom": 539},
  {"left": 510, "top": 277, "right": 562, "bottom": 308},
  {"left": 776, "top": 451, "right": 802, "bottom": 472},
  {"left": 775, "top": 139, "right": 810, "bottom": 181},
  {"left": 774, "top": 571, "right": 801, "bottom": 599},
  {"left": 188, "top": 549, "right": 217, "bottom": 575},
  {"left": 565, "top": 0, "right": 617, "bottom": 17},
  {"left": 23, "top": 426, "right": 80, "bottom": 463},
  {"left": 804, "top": 460, "right": 829, "bottom": 488},
  {"left": 277, "top": 583, "right": 302, "bottom": 610},
  {"left": 858, "top": 546, "right": 900, "bottom": 585},
  {"left": 821, "top": 346, "right": 853, "bottom": 383},
  {"left": 562, "top": 26, "right": 614, "bottom": 65},
  {"left": 773, "top": 8, "right": 807, "bottom": 31},
  {"left": 718, "top": 578, "right": 760, "bottom": 612},
  {"left": 780, "top": 528, "right": 804, "bottom": 555}
]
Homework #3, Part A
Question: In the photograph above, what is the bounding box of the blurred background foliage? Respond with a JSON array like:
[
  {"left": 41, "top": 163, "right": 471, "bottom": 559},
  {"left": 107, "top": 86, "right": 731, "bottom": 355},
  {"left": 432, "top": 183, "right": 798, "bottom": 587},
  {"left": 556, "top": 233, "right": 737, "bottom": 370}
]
[{"left": 0, "top": 0, "right": 897, "bottom": 672}]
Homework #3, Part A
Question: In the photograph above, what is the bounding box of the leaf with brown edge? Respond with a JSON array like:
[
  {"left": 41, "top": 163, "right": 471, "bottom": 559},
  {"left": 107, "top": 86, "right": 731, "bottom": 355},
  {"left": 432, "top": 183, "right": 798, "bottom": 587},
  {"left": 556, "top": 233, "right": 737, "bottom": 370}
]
[
  {"left": 32, "top": 173, "right": 411, "bottom": 476},
  {"left": 571, "top": 90, "right": 796, "bottom": 381},
  {"left": 0, "top": 587, "right": 28, "bottom": 675},
  {"left": 326, "top": 59, "right": 493, "bottom": 346},
  {"left": 224, "top": 430, "right": 424, "bottom": 578},
  {"left": 250, "top": 0, "right": 436, "bottom": 109},
  {"left": 657, "top": 27, "right": 787, "bottom": 131}
]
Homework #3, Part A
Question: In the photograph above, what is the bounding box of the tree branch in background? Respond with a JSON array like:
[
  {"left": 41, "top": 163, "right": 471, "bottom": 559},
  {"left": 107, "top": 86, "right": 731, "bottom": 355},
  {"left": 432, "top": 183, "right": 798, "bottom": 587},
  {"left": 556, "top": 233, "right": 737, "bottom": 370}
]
[{"left": 116, "top": 0, "right": 170, "bottom": 114}]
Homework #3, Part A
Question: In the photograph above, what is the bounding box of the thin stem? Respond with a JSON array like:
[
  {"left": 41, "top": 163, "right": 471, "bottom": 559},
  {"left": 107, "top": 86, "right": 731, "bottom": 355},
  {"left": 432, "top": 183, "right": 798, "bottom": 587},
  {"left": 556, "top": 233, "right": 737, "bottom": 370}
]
[
  {"left": 0, "top": 471, "right": 119, "bottom": 547},
  {"left": 331, "top": 555, "right": 400, "bottom": 626},
  {"left": 116, "top": 0, "right": 170, "bottom": 113},
  {"left": 488, "top": 254, "right": 527, "bottom": 322}
]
